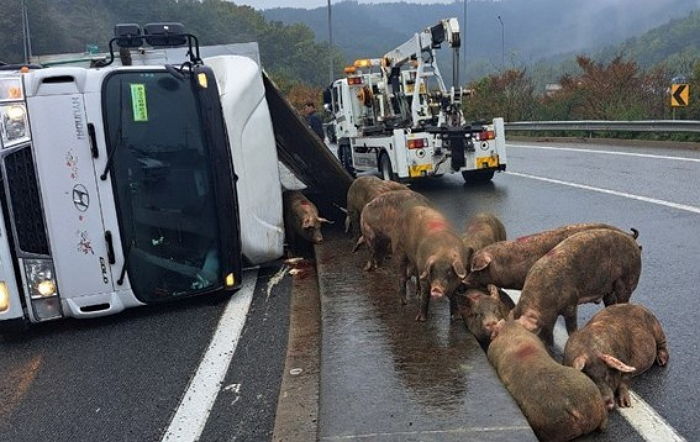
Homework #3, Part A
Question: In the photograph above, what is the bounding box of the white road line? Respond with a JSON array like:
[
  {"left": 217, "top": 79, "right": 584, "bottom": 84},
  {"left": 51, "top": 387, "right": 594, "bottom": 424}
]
[
  {"left": 507, "top": 144, "right": 700, "bottom": 163},
  {"left": 506, "top": 171, "right": 700, "bottom": 215},
  {"left": 503, "top": 290, "right": 686, "bottom": 442},
  {"left": 161, "top": 269, "right": 259, "bottom": 442}
]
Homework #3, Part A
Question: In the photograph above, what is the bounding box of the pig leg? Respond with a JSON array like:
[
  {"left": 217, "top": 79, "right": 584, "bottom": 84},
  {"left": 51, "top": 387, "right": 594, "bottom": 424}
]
[
  {"left": 416, "top": 286, "right": 430, "bottom": 322},
  {"left": 616, "top": 378, "right": 633, "bottom": 408},
  {"left": 563, "top": 305, "right": 578, "bottom": 335},
  {"left": 398, "top": 255, "right": 409, "bottom": 305},
  {"left": 652, "top": 321, "right": 670, "bottom": 366},
  {"left": 612, "top": 278, "right": 633, "bottom": 304},
  {"left": 540, "top": 323, "right": 555, "bottom": 348}
]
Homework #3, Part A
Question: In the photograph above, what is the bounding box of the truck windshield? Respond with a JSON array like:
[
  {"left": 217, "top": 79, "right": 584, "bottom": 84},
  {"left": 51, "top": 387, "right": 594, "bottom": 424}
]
[{"left": 102, "top": 71, "right": 222, "bottom": 302}]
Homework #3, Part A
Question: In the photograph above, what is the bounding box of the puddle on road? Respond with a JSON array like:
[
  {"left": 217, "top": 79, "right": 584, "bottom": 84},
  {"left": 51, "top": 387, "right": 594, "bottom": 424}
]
[{"left": 318, "top": 233, "right": 514, "bottom": 437}]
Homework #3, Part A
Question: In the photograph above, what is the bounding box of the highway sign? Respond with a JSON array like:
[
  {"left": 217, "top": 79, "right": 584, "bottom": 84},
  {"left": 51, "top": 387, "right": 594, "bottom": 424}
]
[{"left": 671, "top": 83, "right": 689, "bottom": 107}]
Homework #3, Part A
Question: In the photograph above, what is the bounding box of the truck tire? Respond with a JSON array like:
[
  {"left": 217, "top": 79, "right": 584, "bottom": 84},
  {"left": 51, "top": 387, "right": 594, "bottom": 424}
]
[
  {"left": 379, "top": 153, "right": 396, "bottom": 181},
  {"left": 338, "top": 142, "right": 356, "bottom": 177},
  {"left": 462, "top": 169, "right": 495, "bottom": 184}
]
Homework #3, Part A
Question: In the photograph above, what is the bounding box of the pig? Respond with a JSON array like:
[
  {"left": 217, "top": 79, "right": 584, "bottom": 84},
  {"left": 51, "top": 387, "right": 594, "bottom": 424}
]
[
  {"left": 353, "top": 189, "right": 430, "bottom": 271},
  {"left": 391, "top": 205, "right": 468, "bottom": 321},
  {"left": 461, "top": 212, "right": 507, "bottom": 262},
  {"left": 488, "top": 319, "right": 608, "bottom": 441},
  {"left": 563, "top": 304, "right": 669, "bottom": 411},
  {"left": 283, "top": 190, "right": 332, "bottom": 246},
  {"left": 455, "top": 284, "right": 514, "bottom": 347},
  {"left": 464, "top": 223, "right": 639, "bottom": 290},
  {"left": 512, "top": 229, "right": 642, "bottom": 346},
  {"left": 345, "top": 176, "right": 408, "bottom": 236}
]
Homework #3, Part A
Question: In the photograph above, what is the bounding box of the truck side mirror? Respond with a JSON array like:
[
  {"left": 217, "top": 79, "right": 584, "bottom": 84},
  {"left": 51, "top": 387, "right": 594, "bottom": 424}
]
[
  {"left": 323, "top": 89, "right": 332, "bottom": 106},
  {"left": 114, "top": 24, "right": 143, "bottom": 48},
  {"left": 144, "top": 22, "right": 187, "bottom": 47}
]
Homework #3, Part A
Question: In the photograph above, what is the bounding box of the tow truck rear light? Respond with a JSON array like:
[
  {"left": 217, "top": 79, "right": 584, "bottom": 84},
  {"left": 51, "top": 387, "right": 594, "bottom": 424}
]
[
  {"left": 0, "top": 282, "right": 9, "bottom": 313},
  {"left": 407, "top": 139, "right": 426, "bottom": 149},
  {"left": 476, "top": 130, "right": 495, "bottom": 141},
  {"left": 348, "top": 77, "right": 363, "bottom": 85}
]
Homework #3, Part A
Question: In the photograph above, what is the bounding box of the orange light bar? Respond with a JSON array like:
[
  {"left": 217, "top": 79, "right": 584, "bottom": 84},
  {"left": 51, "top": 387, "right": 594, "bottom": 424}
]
[
  {"left": 407, "top": 139, "right": 426, "bottom": 149},
  {"left": 344, "top": 66, "right": 357, "bottom": 74}
]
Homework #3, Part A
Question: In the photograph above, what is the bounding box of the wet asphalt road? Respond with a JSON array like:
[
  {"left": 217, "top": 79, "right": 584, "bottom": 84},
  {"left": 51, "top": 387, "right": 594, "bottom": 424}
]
[{"left": 0, "top": 139, "right": 697, "bottom": 441}]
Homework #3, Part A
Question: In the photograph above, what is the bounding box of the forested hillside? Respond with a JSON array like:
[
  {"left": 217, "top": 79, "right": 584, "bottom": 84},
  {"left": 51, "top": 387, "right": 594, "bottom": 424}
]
[
  {"left": 264, "top": 0, "right": 700, "bottom": 80},
  {"left": 0, "top": 0, "right": 342, "bottom": 86}
]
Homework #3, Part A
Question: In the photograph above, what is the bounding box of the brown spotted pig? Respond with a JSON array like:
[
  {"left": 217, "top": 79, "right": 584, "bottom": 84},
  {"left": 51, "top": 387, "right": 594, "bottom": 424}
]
[
  {"left": 345, "top": 176, "right": 407, "bottom": 236},
  {"left": 563, "top": 304, "right": 669, "bottom": 411},
  {"left": 353, "top": 189, "right": 429, "bottom": 271},
  {"left": 513, "top": 229, "right": 642, "bottom": 346},
  {"left": 283, "top": 190, "right": 332, "bottom": 245},
  {"left": 392, "top": 205, "right": 468, "bottom": 322},
  {"left": 461, "top": 212, "right": 507, "bottom": 263},
  {"left": 455, "top": 284, "right": 514, "bottom": 347},
  {"left": 464, "top": 223, "right": 639, "bottom": 290},
  {"left": 488, "top": 319, "right": 608, "bottom": 441}
]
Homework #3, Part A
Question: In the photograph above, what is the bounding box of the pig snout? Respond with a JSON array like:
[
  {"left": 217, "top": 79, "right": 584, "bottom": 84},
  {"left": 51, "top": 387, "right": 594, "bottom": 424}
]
[
  {"left": 312, "top": 231, "right": 324, "bottom": 244},
  {"left": 430, "top": 283, "right": 446, "bottom": 298},
  {"left": 483, "top": 318, "right": 499, "bottom": 334}
]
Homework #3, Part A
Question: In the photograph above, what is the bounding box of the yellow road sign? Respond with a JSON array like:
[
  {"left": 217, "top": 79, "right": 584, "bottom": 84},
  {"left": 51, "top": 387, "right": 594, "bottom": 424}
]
[{"left": 671, "top": 83, "right": 689, "bottom": 107}]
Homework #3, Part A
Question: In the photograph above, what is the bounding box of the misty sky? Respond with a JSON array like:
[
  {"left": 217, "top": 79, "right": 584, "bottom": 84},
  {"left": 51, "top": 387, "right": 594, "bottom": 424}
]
[{"left": 237, "top": 0, "right": 454, "bottom": 10}]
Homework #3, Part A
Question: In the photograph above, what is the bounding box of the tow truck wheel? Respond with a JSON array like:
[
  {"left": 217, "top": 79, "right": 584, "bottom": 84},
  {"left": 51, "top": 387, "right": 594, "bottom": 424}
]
[
  {"left": 338, "top": 143, "right": 356, "bottom": 177},
  {"left": 462, "top": 169, "right": 495, "bottom": 184},
  {"left": 379, "top": 153, "right": 396, "bottom": 181}
]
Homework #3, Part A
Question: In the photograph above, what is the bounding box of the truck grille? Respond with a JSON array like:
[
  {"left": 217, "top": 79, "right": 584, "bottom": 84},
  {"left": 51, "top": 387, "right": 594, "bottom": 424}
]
[{"left": 3, "top": 147, "right": 50, "bottom": 255}]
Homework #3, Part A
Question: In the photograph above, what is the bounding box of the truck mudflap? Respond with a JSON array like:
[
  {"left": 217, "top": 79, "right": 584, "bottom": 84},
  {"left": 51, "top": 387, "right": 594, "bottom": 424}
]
[{"left": 262, "top": 74, "right": 352, "bottom": 220}]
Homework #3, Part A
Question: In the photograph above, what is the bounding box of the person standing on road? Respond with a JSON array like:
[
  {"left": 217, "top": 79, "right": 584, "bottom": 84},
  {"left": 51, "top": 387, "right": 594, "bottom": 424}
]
[{"left": 304, "top": 102, "right": 325, "bottom": 140}]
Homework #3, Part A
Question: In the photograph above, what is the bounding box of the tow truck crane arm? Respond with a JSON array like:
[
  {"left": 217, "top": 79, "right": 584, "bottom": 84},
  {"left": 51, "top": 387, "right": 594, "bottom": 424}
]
[{"left": 383, "top": 18, "right": 461, "bottom": 69}]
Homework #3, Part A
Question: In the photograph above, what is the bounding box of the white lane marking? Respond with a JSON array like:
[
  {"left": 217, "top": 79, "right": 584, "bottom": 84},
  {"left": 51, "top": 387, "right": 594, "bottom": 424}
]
[
  {"left": 507, "top": 144, "right": 700, "bottom": 163},
  {"left": 320, "top": 426, "right": 533, "bottom": 440},
  {"left": 506, "top": 171, "right": 700, "bottom": 215},
  {"left": 161, "top": 269, "right": 259, "bottom": 442},
  {"left": 503, "top": 290, "right": 686, "bottom": 442}
]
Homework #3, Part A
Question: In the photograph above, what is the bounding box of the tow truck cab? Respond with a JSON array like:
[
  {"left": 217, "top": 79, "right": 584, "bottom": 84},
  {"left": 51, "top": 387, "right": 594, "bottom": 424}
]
[{"left": 0, "top": 24, "right": 284, "bottom": 330}]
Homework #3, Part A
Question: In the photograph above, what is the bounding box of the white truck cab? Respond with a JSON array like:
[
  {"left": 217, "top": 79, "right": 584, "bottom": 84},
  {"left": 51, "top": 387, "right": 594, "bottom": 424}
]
[{"left": 0, "top": 24, "right": 285, "bottom": 330}]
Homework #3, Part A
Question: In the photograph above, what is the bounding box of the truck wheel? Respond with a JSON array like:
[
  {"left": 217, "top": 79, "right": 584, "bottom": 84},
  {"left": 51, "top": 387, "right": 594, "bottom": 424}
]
[
  {"left": 338, "top": 143, "right": 355, "bottom": 177},
  {"left": 379, "top": 153, "right": 396, "bottom": 181},
  {"left": 462, "top": 170, "right": 495, "bottom": 184}
]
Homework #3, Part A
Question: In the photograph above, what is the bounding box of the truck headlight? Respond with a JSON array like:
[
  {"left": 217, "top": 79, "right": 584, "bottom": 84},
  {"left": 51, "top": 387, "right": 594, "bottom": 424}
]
[
  {"left": 24, "top": 259, "right": 62, "bottom": 321},
  {"left": 24, "top": 259, "right": 59, "bottom": 299},
  {"left": 1, "top": 103, "right": 30, "bottom": 148}
]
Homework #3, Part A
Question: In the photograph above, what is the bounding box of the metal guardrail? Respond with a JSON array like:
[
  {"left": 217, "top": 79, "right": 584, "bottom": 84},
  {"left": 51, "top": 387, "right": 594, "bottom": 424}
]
[{"left": 504, "top": 120, "right": 700, "bottom": 133}]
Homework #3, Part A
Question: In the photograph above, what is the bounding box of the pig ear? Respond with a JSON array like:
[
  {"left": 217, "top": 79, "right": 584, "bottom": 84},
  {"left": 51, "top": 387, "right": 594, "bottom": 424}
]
[
  {"left": 487, "top": 284, "right": 500, "bottom": 300},
  {"left": 317, "top": 217, "right": 334, "bottom": 224},
  {"left": 572, "top": 355, "right": 587, "bottom": 371},
  {"left": 517, "top": 315, "right": 539, "bottom": 333},
  {"left": 470, "top": 253, "right": 492, "bottom": 272},
  {"left": 452, "top": 259, "right": 467, "bottom": 280},
  {"left": 419, "top": 255, "right": 436, "bottom": 280},
  {"left": 598, "top": 353, "right": 637, "bottom": 373},
  {"left": 466, "top": 292, "right": 481, "bottom": 304}
]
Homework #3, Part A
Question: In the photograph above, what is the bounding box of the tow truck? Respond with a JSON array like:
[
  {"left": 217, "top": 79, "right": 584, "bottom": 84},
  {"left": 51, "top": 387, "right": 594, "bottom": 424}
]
[
  {"left": 324, "top": 18, "right": 507, "bottom": 183},
  {"left": 0, "top": 23, "right": 348, "bottom": 332}
]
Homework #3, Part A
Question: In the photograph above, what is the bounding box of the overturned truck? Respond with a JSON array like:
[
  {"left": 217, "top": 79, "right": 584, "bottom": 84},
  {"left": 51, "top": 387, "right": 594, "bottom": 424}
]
[{"left": 0, "top": 23, "right": 350, "bottom": 331}]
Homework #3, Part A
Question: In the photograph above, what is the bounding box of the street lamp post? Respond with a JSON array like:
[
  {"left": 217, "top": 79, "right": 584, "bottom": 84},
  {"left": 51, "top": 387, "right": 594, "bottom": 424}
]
[
  {"left": 462, "top": 0, "right": 467, "bottom": 82},
  {"left": 327, "top": 0, "right": 333, "bottom": 83},
  {"left": 497, "top": 15, "right": 505, "bottom": 69}
]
